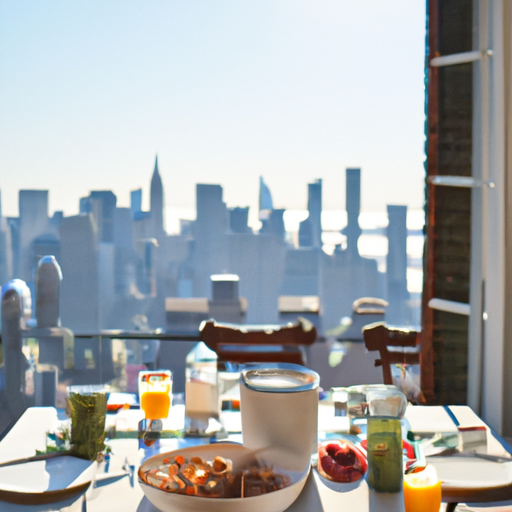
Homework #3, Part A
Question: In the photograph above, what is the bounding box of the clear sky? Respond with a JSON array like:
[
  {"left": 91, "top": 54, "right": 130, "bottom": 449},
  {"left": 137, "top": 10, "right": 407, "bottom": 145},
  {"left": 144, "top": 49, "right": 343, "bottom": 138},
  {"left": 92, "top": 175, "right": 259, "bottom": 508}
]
[{"left": 0, "top": 0, "right": 426, "bottom": 229}]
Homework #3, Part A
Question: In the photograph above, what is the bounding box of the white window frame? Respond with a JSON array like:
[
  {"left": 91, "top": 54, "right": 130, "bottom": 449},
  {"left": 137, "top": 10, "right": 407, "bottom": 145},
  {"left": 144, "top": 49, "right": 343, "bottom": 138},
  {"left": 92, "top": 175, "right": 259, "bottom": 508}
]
[{"left": 427, "top": 0, "right": 507, "bottom": 433}]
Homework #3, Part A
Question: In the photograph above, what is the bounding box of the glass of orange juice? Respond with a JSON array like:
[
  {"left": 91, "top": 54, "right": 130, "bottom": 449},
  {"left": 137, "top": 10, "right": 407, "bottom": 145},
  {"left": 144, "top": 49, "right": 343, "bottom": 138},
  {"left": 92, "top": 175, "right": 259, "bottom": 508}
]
[
  {"left": 138, "top": 370, "right": 172, "bottom": 420},
  {"left": 404, "top": 464, "right": 442, "bottom": 512}
]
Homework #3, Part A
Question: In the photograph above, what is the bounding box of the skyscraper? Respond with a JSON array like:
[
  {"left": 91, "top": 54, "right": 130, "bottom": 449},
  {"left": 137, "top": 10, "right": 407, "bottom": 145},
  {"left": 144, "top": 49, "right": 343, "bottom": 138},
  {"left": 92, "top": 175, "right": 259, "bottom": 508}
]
[
  {"left": 193, "top": 184, "right": 229, "bottom": 297},
  {"left": 80, "top": 190, "right": 117, "bottom": 243},
  {"left": 386, "top": 205, "right": 409, "bottom": 326},
  {"left": 0, "top": 190, "right": 12, "bottom": 285},
  {"left": 259, "top": 176, "right": 273, "bottom": 221},
  {"left": 298, "top": 179, "right": 322, "bottom": 248},
  {"left": 59, "top": 214, "right": 99, "bottom": 332},
  {"left": 18, "top": 190, "right": 50, "bottom": 283},
  {"left": 342, "top": 168, "right": 363, "bottom": 255},
  {"left": 150, "top": 155, "right": 165, "bottom": 242}
]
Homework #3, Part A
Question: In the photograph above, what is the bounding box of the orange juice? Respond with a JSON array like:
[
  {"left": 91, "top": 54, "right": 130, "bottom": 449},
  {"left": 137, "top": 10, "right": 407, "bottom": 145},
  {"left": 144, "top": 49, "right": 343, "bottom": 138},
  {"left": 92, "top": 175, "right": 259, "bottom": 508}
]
[
  {"left": 140, "top": 391, "right": 171, "bottom": 419},
  {"left": 404, "top": 465, "right": 442, "bottom": 512}
]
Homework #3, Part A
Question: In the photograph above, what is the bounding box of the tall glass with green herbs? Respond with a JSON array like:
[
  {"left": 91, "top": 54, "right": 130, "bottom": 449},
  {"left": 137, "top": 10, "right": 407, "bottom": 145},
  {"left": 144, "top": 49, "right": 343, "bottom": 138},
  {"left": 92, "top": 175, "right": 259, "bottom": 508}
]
[
  {"left": 366, "top": 388, "right": 407, "bottom": 493},
  {"left": 67, "top": 385, "right": 108, "bottom": 461}
]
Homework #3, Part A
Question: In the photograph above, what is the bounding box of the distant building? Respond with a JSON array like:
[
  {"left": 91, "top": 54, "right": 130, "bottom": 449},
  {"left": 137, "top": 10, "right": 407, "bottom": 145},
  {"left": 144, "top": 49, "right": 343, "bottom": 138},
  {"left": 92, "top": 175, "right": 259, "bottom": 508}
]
[
  {"left": 258, "top": 176, "right": 273, "bottom": 223},
  {"left": 18, "top": 190, "right": 50, "bottom": 284},
  {"left": 260, "top": 208, "right": 286, "bottom": 241},
  {"left": 149, "top": 155, "right": 165, "bottom": 243},
  {"left": 208, "top": 274, "right": 247, "bottom": 324},
  {"left": 0, "top": 191, "right": 13, "bottom": 285},
  {"left": 130, "top": 188, "right": 149, "bottom": 221},
  {"left": 192, "top": 184, "right": 229, "bottom": 297},
  {"left": 227, "top": 232, "right": 286, "bottom": 323},
  {"left": 386, "top": 205, "right": 410, "bottom": 326},
  {"left": 229, "top": 207, "right": 250, "bottom": 234},
  {"left": 59, "top": 214, "right": 99, "bottom": 332},
  {"left": 112, "top": 207, "right": 137, "bottom": 297},
  {"left": 342, "top": 168, "right": 363, "bottom": 255},
  {"left": 319, "top": 168, "right": 383, "bottom": 331},
  {"left": 80, "top": 190, "right": 117, "bottom": 243},
  {"left": 299, "top": 179, "right": 322, "bottom": 248},
  {"left": 280, "top": 248, "right": 321, "bottom": 297}
]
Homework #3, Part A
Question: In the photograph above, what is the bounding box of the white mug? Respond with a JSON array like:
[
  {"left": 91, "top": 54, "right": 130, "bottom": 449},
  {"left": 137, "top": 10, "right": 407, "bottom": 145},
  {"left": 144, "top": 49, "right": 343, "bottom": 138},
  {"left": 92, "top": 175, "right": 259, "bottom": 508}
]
[{"left": 240, "top": 363, "right": 320, "bottom": 471}]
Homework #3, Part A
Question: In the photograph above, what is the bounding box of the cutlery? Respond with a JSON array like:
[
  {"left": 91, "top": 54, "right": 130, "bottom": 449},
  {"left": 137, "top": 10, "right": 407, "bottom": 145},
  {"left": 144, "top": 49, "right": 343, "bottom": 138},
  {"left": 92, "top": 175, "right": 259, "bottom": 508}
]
[
  {"left": 428, "top": 448, "right": 511, "bottom": 463},
  {"left": 94, "top": 457, "right": 135, "bottom": 488}
]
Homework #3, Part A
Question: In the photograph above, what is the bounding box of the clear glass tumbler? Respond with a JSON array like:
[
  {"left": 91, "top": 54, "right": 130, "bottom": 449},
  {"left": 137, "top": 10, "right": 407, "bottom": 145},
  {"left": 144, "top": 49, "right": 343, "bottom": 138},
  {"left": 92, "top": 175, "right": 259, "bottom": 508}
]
[
  {"left": 365, "top": 387, "right": 407, "bottom": 493},
  {"left": 67, "top": 384, "right": 108, "bottom": 461}
]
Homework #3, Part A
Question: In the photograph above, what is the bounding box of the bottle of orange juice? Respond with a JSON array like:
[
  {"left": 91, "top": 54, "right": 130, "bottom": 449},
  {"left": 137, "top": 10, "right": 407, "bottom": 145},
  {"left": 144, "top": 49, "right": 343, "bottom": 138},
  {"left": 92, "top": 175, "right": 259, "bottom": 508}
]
[{"left": 404, "top": 464, "right": 441, "bottom": 512}]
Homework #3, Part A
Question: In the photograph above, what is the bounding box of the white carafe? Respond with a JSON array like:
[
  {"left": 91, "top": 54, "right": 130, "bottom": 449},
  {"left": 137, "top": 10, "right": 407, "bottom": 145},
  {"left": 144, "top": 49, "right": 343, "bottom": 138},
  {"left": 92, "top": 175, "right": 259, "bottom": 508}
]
[{"left": 240, "top": 363, "right": 320, "bottom": 471}]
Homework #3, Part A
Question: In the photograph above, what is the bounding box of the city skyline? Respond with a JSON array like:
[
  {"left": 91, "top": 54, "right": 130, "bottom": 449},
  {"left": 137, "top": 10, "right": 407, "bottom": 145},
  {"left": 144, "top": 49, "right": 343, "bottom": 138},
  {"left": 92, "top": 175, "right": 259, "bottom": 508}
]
[
  {"left": 0, "top": 167, "right": 418, "bottom": 333},
  {"left": 0, "top": 175, "right": 426, "bottom": 234},
  {"left": 0, "top": 1, "right": 427, "bottom": 225}
]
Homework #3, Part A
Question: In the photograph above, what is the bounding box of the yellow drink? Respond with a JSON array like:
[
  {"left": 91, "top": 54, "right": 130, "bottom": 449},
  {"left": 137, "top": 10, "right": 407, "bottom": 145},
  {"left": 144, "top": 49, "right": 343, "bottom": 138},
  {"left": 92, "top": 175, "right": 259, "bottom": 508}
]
[
  {"left": 404, "top": 465, "right": 442, "bottom": 512},
  {"left": 141, "top": 391, "right": 171, "bottom": 419}
]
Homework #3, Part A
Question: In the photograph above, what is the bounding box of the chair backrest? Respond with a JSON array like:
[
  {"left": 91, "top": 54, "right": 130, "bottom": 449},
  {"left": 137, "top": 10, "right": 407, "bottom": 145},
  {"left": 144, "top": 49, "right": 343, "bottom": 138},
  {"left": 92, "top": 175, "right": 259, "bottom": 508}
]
[
  {"left": 337, "top": 297, "right": 388, "bottom": 341},
  {"left": 362, "top": 321, "right": 421, "bottom": 394},
  {"left": 199, "top": 317, "right": 317, "bottom": 366}
]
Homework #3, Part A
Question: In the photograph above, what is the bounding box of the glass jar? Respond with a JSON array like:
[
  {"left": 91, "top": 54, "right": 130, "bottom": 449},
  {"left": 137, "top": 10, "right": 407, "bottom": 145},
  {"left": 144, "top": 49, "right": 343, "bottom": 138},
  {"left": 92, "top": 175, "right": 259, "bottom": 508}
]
[{"left": 366, "top": 388, "right": 407, "bottom": 493}]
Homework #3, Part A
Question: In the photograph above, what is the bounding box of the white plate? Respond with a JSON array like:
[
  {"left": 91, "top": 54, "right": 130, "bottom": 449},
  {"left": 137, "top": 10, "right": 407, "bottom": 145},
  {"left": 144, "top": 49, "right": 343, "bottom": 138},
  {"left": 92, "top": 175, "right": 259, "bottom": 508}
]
[
  {"left": 138, "top": 443, "right": 310, "bottom": 512},
  {"left": 428, "top": 456, "right": 512, "bottom": 491},
  {"left": 0, "top": 455, "right": 97, "bottom": 504}
]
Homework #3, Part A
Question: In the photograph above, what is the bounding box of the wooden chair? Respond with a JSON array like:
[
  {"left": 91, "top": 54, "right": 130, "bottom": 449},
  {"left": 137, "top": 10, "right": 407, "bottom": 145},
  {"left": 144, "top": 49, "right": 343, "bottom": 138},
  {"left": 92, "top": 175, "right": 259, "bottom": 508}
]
[
  {"left": 199, "top": 317, "right": 317, "bottom": 367},
  {"left": 362, "top": 321, "right": 424, "bottom": 403},
  {"left": 337, "top": 297, "right": 388, "bottom": 341}
]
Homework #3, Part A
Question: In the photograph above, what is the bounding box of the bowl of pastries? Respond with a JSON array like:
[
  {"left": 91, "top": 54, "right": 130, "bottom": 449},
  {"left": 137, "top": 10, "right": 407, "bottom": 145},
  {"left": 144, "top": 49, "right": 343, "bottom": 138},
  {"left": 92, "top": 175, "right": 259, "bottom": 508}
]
[{"left": 138, "top": 442, "right": 310, "bottom": 512}]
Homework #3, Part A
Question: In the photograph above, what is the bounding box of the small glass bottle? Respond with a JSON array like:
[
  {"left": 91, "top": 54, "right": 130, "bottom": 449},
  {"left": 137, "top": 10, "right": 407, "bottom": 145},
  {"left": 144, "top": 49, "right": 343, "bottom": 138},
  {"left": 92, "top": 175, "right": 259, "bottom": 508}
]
[
  {"left": 366, "top": 388, "right": 407, "bottom": 493},
  {"left": 184, "top": 342, "right": 220, "bottom": 436}
]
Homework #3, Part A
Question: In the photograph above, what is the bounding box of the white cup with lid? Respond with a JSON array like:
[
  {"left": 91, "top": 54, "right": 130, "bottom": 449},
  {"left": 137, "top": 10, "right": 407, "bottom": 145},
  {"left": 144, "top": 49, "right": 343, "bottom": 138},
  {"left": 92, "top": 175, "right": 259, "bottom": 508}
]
[{"left": 240, "top": 363, "right": 320, "bottom": 471}]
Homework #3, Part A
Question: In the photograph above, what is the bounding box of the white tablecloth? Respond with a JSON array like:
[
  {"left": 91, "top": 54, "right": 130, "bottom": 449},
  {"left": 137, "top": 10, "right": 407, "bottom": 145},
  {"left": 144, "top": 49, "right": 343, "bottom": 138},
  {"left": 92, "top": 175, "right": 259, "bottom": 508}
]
[{"left": 1, "top": 404, "right": 510, "bottom": 512}]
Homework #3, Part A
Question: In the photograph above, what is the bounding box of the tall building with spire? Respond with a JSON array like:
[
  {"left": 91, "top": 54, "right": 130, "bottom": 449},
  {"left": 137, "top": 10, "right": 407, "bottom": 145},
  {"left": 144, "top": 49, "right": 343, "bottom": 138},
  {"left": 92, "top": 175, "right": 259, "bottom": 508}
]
[{"left": 150, "top": 155, "right": 165, "bottom": 242}]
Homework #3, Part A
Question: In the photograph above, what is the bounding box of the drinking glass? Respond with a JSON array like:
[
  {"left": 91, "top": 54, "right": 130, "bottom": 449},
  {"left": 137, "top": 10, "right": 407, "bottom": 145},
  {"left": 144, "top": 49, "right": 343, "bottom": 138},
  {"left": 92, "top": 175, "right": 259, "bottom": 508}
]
[
  {"left": 403, "top": 465, "right": 442, "bottom": 512},
  {"left": 138, "top": 370, "right": 172, "bottom": 420},
  {"left": 347, "top": 384, "right": 397, "bottom": 435},
  {"left": 66, "top": 385, "right": 108, "bottom": 461},
  {"left": 217, "top": 366, "right": 242, "bottom": 433},
  {"left": 137, "top": 370, "right": 172, "bottom": 450},
  {"left": 366, "top": 387, "right": 407, "bottom": 493},
  {"left": 185, "top": 362, "right": 219, "bottom": 436}
]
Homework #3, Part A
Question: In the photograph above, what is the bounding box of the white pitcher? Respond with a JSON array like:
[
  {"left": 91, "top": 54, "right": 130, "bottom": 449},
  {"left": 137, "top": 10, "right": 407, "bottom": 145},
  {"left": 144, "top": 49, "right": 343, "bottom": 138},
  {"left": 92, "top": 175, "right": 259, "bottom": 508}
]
[{"left": 240, "top": 363, "right": 320, "bottom": 471}]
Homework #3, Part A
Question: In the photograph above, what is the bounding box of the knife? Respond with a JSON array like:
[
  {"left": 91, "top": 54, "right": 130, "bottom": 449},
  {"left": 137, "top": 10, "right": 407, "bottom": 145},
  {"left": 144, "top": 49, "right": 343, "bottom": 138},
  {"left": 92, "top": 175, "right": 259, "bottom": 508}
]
[{"left": 428, "top": 448, "right": 511, "bottom": 463}]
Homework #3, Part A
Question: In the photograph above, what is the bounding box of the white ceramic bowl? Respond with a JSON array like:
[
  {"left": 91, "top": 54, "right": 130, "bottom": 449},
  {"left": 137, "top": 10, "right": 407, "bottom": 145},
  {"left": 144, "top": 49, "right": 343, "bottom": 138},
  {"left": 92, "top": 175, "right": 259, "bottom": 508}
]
[{"left": 138, "top": 443, "right": 310, "bottom": 512}]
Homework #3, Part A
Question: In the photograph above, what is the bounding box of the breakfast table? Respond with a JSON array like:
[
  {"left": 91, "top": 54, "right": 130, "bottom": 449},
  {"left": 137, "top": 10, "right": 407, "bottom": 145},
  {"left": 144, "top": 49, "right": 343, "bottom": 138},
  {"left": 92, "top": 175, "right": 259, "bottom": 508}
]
[{"left": 0, "top": 402, "right": 511, "bottom": 512}]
